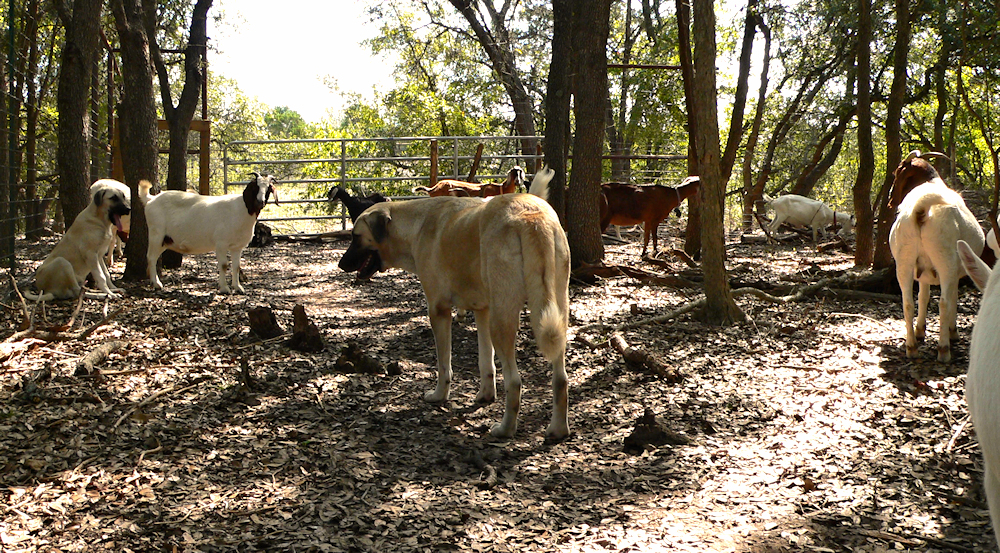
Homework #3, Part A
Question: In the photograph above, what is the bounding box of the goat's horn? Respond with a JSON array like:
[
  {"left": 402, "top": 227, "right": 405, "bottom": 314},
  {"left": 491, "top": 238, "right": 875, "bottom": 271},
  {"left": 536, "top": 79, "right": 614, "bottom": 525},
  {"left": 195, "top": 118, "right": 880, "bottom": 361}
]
[
  {"left": 250, "top": 171, "right": 260, "bottom": 179},
  {"left": 921, "top": 151, "right": 950, "bottom": 161},
  {"left": 903, "top": 150, "right": 921, "bottom": 163}
]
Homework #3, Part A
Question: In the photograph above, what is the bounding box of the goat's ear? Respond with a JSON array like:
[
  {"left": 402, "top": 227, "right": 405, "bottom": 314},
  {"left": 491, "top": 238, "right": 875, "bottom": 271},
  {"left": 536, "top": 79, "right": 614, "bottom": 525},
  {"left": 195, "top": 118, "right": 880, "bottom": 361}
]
[
  {"left": 369, "top": 211, "right": 390, "bottom": 243},
  {"left": 958, "top": 239, "right": 991, "bottom": 292}
]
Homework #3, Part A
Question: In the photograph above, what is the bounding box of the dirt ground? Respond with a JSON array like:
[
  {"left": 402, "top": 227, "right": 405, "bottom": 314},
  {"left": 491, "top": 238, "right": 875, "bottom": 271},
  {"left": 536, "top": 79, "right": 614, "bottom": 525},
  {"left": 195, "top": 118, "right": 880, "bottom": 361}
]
[{"left": 0, "top": 218, "right": 996, "bottom": 552}]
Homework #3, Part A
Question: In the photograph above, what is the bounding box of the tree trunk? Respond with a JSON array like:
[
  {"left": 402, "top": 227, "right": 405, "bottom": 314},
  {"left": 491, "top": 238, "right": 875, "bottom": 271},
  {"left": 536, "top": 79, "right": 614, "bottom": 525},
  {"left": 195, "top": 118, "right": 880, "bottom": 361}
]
[
  {"left": 691, "top": 0, "right": 744, "bottom": 326},
  {"left": 872, "top": 0, "right": 910, "bottom": 270},
  {"left": 150, "top": 0, "right": 211, "bottom": 269},
  {"left": 24, "top": 0, "right": 42, "bottom": 241},
  {"left": 55, "top": 0, "right": 102, "bottom": 227},
  {"left": 543, "top": 0, "right": 574, "bottom": 225},
  {"left": 788, "top": 69, "right": 855, "bottom": 198},
  {"left": 720, "top": 0, "right": 756, "bottom": 180},
  {"left": 448, "top": 0, "right": 539, "bottom": 170},
  {"left": 112, "top": 0, "right": 159, "bottom": 283},
  {"left": 853, "top": 0, "right": 875, "bottom": 267},
  {"left": 740, "top": 16, "right": 770, "bottom": 231},
  {"left": 566, "top": 0, "right": 611, "bottom": 267},
  {"left": 677, "top": 0, "right": 701, "bottom": 259}
]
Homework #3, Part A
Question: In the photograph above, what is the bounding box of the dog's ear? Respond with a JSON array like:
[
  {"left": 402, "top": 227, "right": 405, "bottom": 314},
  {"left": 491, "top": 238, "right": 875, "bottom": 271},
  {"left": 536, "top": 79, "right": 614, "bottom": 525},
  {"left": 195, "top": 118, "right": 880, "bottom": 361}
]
[
  {"left": 368, "top": 211, "right": 390, "bottom": 243},
  {"left": 93, "top": 190, "right": 104, "bottom": 207}
]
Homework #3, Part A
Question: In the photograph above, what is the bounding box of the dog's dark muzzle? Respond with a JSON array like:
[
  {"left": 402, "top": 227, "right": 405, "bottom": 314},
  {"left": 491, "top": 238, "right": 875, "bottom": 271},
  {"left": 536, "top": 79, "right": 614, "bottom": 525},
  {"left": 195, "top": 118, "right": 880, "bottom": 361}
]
[
  {"left": 109, "top": 204, "right": 131, "bottom": 232},
  {"left": 339, "top": 240, "right": 381, "bottom": 280}
]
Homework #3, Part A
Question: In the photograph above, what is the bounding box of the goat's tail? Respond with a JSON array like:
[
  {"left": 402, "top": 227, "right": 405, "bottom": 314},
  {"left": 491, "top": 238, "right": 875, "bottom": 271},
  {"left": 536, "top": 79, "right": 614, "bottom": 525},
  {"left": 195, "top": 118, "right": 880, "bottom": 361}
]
[
  {"left": 520, "top": 218, "right": 570, "bottom": 363},
  {"left": 138, "top": 180, "right": 154, "bottom": 205},
  {"left": 529, "top": 166, "right": 556, "bottom": 202}
]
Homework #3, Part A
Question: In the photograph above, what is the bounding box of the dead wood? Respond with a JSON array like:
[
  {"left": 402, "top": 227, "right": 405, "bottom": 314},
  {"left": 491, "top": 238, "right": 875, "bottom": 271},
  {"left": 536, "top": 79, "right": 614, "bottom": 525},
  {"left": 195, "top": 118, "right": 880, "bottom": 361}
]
[
  {"left": 623, "top": 408, "right": 692, "bottom": 454},
  {"left": 76, "top": 306, "right": 125, "bottom": 340},
  {"left": 818, "top": 235, "right": 854, "bottom": 253},
  {"left": 247, "top": 306, "right": 284, "bottom": 340},
  {"left": 467, "top": 449, "right": 498, "bottom": 489},
  {"left": 335, "top": 341, "right": 383, "bottom": 374},
  {"left": 286, "top": 304, "right": 325, "bottom": 352},
  {"left": 572, "top": 262, "right": 700, "bottom": 289},
  {"left": 609, "top": 332, "right": 682, "bottom": 382},
  {"left": 669, "top": 248, "right": 699, "bottom": 268},
  {"left": 74, "top": 340, "right": 126, "bottom": 376}
]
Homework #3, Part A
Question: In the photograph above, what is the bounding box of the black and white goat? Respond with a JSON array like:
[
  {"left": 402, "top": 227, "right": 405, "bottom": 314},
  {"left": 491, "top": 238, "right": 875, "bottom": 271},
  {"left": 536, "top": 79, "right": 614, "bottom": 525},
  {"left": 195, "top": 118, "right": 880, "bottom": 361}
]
[
  {"left": 326, "top": 185, "right": 389, "bottom": 222},
  {"left": 141, "top": 173, "right": 278, "bottom": 294},
  {"left": 888, "top": 151, "right": 983, "bottom": 363}
]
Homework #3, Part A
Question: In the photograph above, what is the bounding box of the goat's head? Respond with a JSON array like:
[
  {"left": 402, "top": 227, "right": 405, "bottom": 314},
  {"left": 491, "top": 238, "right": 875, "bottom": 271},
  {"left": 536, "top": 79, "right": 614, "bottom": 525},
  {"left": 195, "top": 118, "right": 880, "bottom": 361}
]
[
  {"left": 889, "top": 150, "right": 948, "bottom": 209},
  {"left": 506, "top": 166, "right": 526, "bottom": 193},
  {"left": 244, "top": 172, "right": 279, "bottom": 217},
  {"left": 327, "top": 186, "right": 346, "bottom": 203},
  {"left": 678, "top": 176, "right": 701, "bottom": 200}
]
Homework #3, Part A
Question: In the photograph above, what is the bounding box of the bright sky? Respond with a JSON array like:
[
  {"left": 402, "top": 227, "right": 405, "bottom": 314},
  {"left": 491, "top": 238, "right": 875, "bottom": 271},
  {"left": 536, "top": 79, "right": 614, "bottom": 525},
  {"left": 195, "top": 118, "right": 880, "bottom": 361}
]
[{"left": 209, "top": 1, "right": 396, "bottom": 123}]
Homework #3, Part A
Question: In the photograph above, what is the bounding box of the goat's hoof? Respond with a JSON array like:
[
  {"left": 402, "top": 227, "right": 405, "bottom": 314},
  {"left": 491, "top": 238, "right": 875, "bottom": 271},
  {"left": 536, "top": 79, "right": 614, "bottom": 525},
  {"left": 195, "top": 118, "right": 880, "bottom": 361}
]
[
  {"left": 937, "top": 345, "right": 952, "bottom": 363},
  {"left": 489, "top": 423, "right": 515, "bottom": 440},
  {"left": 423, "top": 389, "right": 449, "bottom": 403},
  {"left": 544, "top": 424, "right": 570, "bottom": 443},
  {"left": 905, "top": 346, "right": 920, "bottom": 358},
  {"left": 475, "top": 389, "right": 496, "bottom": 404}
]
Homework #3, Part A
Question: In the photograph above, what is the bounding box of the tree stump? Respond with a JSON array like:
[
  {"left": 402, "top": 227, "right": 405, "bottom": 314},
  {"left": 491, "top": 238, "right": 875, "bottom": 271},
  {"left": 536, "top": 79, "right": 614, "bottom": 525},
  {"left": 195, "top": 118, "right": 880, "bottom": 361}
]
[
  {"left": 247, "top": 306, "right": 284, "bottom": 340},
  {"left": 287, "top": 304, "right": 325, "bottom": 352}
]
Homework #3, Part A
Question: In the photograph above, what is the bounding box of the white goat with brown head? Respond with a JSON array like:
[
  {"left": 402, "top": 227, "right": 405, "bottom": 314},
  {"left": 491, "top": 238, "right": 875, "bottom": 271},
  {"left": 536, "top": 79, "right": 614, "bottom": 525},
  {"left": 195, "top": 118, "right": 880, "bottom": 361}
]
[{"left": 889, "top": 150, "right": 984, "bottom": 363}]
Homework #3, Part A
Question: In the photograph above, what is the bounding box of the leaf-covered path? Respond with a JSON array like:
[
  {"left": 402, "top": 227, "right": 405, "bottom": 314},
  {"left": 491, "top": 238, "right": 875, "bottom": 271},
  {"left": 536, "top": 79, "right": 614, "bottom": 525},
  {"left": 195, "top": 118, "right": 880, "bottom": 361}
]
[{"left": 1, "top": 228, "right": 994, "bottom": 552}]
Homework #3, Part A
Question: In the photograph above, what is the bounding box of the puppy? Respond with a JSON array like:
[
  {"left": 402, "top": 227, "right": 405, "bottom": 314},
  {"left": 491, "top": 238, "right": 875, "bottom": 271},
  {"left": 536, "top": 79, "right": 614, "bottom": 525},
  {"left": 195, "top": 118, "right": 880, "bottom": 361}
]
[
  {"left": 29, "top": 179, "right": 131, "bottom": 300},
  {"left": 339, "top": 167, "right": 571, "bottom": 440},
  {"left": 141, "top": 173, "right": 277, "bottom": 294}
]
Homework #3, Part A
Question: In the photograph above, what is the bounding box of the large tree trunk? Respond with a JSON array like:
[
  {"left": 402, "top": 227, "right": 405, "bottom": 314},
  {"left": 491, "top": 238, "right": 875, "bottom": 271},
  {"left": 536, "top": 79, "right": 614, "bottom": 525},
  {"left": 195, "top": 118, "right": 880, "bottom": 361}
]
[
  {"left": 448, "top": 0, "right": 539, "bottom": 170},
  {"left": 677, "top": 0, "right": 701, "bottom": 259},
  {"left": 112, "top": 0, "right": 159, "bottom": 283},
  {"left": 150, "top": 0, "right": 212, "bottom": 269},
  {"left": 872, "top": 0, "right": 910, "bottom": 270},
  {"left": 740, "top": 16, "right": 770, "bottom": 231},
  {"left": 691, "top": 0, "right": 744, "bottom": 325},
  {"left": 566, "top": 0, "right": 611, "bottom": 267},
  {"left": 55, "top": 0, "right": 102, "bottom": 226},
  {"left": 853, "top": 0, "right": 875, "bottom": 267},
  {"left": 543, "top": 0, "right": 575, "bottom": 224}
]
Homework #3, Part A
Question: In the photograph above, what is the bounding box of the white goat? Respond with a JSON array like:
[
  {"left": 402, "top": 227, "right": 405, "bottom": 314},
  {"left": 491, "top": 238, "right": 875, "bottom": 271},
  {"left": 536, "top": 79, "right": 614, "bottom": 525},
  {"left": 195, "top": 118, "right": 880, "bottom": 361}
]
[
  {"left": 766, "top": 194, "right": 854, "bottom": 242},
  {"left": 141, "top": 173, "right": 278, "bottom": 294},
  {"left": 957, "top": 239, "right": 1000, "bottom": 546},
  {"left": 888, "top": 151, "right": 984, "bottom": 363}
]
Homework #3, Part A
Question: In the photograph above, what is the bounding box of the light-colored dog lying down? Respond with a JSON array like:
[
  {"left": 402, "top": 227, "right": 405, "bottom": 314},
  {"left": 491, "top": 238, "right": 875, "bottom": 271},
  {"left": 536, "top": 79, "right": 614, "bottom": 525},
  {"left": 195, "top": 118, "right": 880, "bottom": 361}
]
[
  {"left": 339, "top": 167, "right": 571, "bottom": 440},
  {"left": 140, "top": 173, "right": 278, "bottom": 294},
  {"left": 27, "top": 179, "right": 131, "bottom": 301}
]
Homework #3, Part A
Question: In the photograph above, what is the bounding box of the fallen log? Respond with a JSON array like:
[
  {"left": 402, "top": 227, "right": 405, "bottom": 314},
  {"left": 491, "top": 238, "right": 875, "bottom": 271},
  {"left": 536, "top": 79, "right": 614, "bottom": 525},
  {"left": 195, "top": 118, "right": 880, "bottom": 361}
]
[
  {"left": 609, "top": 332, "right": 682, "bottom": 382},
  {"left": 75, "top": 340, "right": 126, "bottom": 376}
]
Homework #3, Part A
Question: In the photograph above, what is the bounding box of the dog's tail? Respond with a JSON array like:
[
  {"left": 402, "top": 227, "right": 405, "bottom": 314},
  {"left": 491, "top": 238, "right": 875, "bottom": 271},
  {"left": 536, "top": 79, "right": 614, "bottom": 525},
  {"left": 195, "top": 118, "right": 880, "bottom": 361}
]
[
  {"left": 23, "top": 291, "right": 56, "bottom": 301},
  {"left": 521, "top": 217, "right": 569, "bottom": 363},
  {"left": 138, "top": 180, "right": 154, "bottom": 205},
  {"left": 528, "top": 166, "right": 555, "bottom": 202}
]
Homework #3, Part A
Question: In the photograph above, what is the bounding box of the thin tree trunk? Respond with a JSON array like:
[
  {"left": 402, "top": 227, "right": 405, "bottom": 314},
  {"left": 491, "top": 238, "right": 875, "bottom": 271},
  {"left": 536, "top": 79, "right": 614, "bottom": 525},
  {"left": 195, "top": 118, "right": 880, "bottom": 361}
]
[
  {"left": 677, "top": 0, "right": 701, "bottom": 259},
  {"left": 543, "top": 0, "right": 574, "bottom": 225},
  {"left": 741, "top": 16, "right": 770, "bottom": 231},
  {"left": 853, "top": 0, "right": 875, "bottom": 267},
  {"left": 720, "top": 0, "right": 756, "bottom": 180},
  {"left": 872, "top": 0, "right": 910, "bottom": 270}
]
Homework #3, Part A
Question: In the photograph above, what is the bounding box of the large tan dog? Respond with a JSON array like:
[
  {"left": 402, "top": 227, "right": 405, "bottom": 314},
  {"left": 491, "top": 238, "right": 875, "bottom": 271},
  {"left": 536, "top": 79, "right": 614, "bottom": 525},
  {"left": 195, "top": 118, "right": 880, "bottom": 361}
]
[
  {"left": 339, "top": 168, "right": 571, "bottom": 440},
  {"left": 29, "top": 179, "right": 131, "bottom": 300}
]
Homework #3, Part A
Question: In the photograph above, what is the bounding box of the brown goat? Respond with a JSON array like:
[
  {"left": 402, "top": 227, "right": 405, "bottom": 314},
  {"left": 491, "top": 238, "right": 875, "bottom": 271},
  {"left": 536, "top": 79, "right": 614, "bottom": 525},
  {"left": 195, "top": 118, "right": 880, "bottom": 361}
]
[
  {"left": 414, "top": 167, "right": 525, "bottom": 198},
  {"left": 600, "top": 176, "right": 700, "bottom": 257},
  {"left": 888, "top": 150, "right": 948, "bottom": 210}
]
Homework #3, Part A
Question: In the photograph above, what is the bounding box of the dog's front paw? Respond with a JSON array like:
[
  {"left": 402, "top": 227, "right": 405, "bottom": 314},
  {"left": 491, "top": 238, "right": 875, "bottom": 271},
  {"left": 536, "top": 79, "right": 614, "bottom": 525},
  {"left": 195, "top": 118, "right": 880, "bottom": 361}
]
[{"left": 544, "top": 422, "right": 570, "bottom": 442}]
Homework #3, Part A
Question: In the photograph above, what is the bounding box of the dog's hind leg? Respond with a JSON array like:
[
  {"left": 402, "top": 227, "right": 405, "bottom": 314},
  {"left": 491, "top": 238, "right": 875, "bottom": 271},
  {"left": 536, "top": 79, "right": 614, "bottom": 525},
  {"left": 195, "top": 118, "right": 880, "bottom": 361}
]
[
  {"left": 424, "top": 301, "right": 453, "bottom": 403},
  {"left": 146, "top": 240, "right": 166, "bottom": 290},
  {"left": 472, "top": 308, "right": 497, "bottom": 404},
  {"left": 488, "top": 309, "right": 522, "bottom": 439}
]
